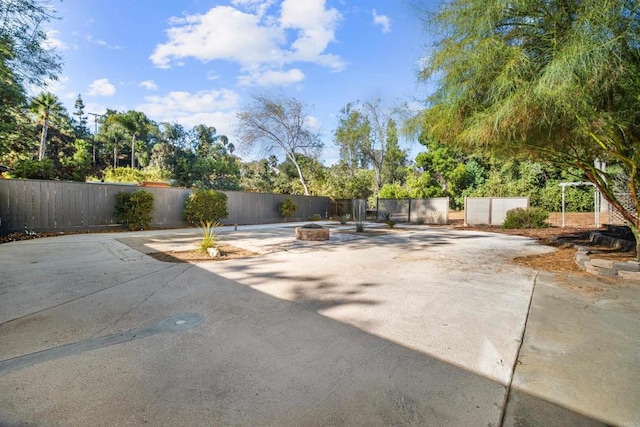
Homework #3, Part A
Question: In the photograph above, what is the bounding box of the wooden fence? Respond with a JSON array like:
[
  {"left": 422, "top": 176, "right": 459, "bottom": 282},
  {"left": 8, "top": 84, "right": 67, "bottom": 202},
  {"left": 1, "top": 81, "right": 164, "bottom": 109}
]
[{"left": 0, "top": 179, "right": 330, "bottom": 234}]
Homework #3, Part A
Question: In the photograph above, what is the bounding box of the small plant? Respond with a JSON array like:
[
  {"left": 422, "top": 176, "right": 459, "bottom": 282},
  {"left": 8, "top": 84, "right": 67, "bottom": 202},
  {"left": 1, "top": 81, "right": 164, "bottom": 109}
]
[
  {"left": 184, "top": 189, "right": 228, "bottom": 224},
  {"left": 309, "top": 213, "right": 322, "bottom": 221},
  {"left": 355, "top": 220, "right": 366, "bottom": 232},
  {"left": 114, "top": 190, "right": 155, "bottom": 230},
  {"left": 384, "top": 213, "right": 397, "bottom": 228},
  {"left": 339, "top": 213, "right": 352, "bottom": 224},
  {"left": 279, "top": 198, "right": 297, "bottom": 222},
  {"left": 197, "top": 221, "right": 219, "bottom": 253},
  {"left": 503, "top": 207, "right": 549, "bottom": 229}
]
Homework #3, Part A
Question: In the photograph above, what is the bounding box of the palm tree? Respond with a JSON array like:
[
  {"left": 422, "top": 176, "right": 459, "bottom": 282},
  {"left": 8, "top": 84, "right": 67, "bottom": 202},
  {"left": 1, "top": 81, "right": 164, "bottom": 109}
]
[
  {"left": 113, "top": 111, "right": 152, "bottom": 168},
  {"left": 30, "top": 92, "right": 64, "bottom": 160}
]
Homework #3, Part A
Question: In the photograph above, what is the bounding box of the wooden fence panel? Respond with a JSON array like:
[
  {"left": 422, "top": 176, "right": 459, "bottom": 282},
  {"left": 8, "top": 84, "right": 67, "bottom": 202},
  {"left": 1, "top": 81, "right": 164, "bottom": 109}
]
[{"left": 0, "top": 179, "right": 330, "bottom": 234}]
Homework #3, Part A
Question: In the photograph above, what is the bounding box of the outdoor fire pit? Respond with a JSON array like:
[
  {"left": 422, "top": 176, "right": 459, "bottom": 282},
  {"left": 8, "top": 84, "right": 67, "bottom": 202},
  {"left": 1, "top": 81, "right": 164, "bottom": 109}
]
[{"left": 295, "top": 223, "right": 330, "bottom": 241}]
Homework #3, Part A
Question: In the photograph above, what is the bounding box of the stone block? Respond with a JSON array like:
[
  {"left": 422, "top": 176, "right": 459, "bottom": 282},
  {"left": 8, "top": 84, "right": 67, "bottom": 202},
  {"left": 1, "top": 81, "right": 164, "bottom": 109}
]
[
  {"left": 618, "top": 270, "right": 640, "bottom": 281},
  {"left": 295, "top": 227, "right": 330, "bottom": 241},
  {"left": 613, "top": 262, "right": 640, "bottom": 273},
  {"left": 590, "top": 258, "right": 615, "bottom": 269},
  {"left": 584, "top": 262, "right": 618, "bottom": 277}
]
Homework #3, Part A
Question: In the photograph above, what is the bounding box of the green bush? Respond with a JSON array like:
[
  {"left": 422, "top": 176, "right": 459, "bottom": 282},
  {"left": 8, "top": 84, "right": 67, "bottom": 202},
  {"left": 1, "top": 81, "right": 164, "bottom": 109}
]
[
  {"left": 279, "top": 198, "right": 297, "bottom": 221},
  {"left": 7, "top": 159, "right": 54, "bottom": 179},
  {"left": 197, "top": 221, "right": 220, "bottom": 253},
  {"left": 114, "top": 190, "right": 155, "bottom": 230},
  {"left": 503, "top": 207, "right": 549, "bottom": 229},
  {"left": 309, "top": 213, "right": 322, "bottom": 221},
  {"left": 183, "top": 189, "right": 228, "bottom": 224}
]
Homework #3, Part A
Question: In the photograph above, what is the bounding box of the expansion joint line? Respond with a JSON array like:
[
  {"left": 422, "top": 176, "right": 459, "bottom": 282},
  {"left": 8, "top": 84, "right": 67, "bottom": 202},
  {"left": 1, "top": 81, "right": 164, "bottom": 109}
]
[
  {"left": 90, "top": 263, "right": 195, "bottom": 339},
  {"left": 0, "top": 263, "right": 180, "bottom": 328},
  {"left": 498, "top": 270, "right": 540, "bottom": 427}
]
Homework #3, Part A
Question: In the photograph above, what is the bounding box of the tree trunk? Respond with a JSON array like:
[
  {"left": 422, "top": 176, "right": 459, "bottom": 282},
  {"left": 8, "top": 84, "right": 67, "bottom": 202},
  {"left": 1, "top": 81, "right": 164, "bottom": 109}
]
[
  {"left": 288, "top": 153, "right": 310, "bottom": 195},
  {"left": 38, "top": 119, "right": 49, "bottom": 161},
  {"left": 131, "top": 135, "right": 136, "bottom": 168}
]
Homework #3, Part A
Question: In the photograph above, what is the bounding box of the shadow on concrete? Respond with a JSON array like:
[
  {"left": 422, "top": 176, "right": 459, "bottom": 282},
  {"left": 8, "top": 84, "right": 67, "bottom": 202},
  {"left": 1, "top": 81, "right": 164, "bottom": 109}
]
[{"left": 0, "top": 230, "right": 622, "bottom": 426}]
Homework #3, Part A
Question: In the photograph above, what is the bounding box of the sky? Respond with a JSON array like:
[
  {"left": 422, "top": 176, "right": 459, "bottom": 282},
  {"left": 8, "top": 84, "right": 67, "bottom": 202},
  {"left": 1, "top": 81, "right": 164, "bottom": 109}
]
[{"left": 43, "top": 0, "right": 439, "bottom": 164}]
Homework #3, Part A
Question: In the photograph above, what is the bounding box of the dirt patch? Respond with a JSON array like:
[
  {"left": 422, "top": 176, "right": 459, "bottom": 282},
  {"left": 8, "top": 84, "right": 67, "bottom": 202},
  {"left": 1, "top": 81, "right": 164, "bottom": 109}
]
[
  {"left": 147, "top": 244, "right": 256, "bottom": 263},
  {"left": 513, "top": 247, "right": 584, "bottom": 273},
  {"left": 448, "top": 211, "right": 637, "bottom": 273}
]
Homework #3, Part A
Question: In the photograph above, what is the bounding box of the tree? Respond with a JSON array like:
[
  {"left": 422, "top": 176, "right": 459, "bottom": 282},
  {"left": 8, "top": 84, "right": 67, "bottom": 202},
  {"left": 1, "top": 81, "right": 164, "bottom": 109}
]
[
  {"left": 237, "top": 93, "right": 322, "bottom": 195},
  {"left": 0, "top": 0, "right": 61, "bottom": 87},
  {"left": 335, "top": 100, "right": 404, "bottom": 193},
  {"left": 0, "top": 0, "right": 61, "bottom": 162},
  {"left": 381, "top": 118, "right": 407, "bottom": 185},
  {"left": 417, "top": 0, "right": 640, "bottom": 254},
  {"left": 334, "top": 103, "right": 371, "bottom": 172},
  {"left": 111, "top": 110, "right": 154, "bottom": 168},
  {"left": 30, "top": 91, "right": 64, "bottom": 160}
]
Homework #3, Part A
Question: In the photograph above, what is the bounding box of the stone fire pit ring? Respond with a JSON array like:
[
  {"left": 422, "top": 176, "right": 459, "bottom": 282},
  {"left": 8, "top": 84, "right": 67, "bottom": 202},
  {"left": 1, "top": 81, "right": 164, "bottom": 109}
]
[{"left": 295, "top": 223, "right": 330, "bottom": 241}]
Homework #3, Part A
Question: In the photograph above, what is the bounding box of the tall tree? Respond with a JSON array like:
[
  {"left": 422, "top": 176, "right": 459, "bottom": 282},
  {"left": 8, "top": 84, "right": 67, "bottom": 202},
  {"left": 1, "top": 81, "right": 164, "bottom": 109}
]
[
  {"left": 381, "top": 118, "right": 407, "bottom": 185},
  {"left": 30, "top": 91, "right": 64, "bottom": 160},
  {"left": 237, "top": 93, "right": 322, "bottom": 195},
  {"left": 72, "top": 94, "right": 89, "bottom": 138},
  {"left": 335, "top": 100, "right": 403, "bottom": 193},
  {"left": 0, "top": 0, "right": 61, "bottom": 86},
  {"left": 417, "top": 0, "right": 640, "bottom": 253},
  {"left": 334, "top": 103, "right": 371, "bottom": 172},
  {"left": 112, "top": 110, "right": 154, "bottom": 168}
]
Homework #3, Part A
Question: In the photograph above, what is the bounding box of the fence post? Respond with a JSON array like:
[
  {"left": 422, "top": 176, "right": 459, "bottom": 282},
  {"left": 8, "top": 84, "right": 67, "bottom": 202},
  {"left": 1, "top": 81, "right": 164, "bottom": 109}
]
[{"left": 408, "top": 199, "right": 412, "bottom": 223}]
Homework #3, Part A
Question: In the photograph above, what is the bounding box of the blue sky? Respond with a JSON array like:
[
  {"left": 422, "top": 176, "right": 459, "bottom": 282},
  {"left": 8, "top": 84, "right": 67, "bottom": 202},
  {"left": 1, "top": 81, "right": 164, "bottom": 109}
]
[{"left": 44, "top": 0, "right": 438, "bottom": 164}]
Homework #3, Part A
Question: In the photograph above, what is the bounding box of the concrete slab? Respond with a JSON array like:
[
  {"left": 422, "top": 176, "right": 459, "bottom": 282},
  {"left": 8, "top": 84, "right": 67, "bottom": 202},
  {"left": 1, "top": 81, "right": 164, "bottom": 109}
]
[
  {"left": 506, "top": 271, "right": 640, "bottom": 426},
  {"left": 0, "top": 225, "right": 638, "bottom": 426}
]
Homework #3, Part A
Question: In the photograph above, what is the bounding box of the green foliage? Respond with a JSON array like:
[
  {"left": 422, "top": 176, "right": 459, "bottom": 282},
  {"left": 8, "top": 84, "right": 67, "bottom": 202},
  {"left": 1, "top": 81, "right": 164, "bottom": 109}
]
[
  {"left": 309, "top": 213, "right": 322, "bottom": 221},
  {"left": 279, "top": 198, "right": 297, "bottom": 220},
  {"left": 197, "top": 221, "right": 219, "bottom": 253},
  {"left": 355, "top": 219, "right": 366, "bottom": 232},
  {"left": 114, "top": 190, "right": 155, "bottom": 230},
  {"left": 237, "top": 94, "right": 322, "bottom": 195},
  {"left": 383, "top": 213, "right": 397, "bottom": 228},
  {"left": 339, "top": 214, "right": 352, "bottom": 224},
  {"left": 104, "top": 167, "right": 147, "bottom": 183},
  {"left": 7, "top": 159, "right": 54, "bottom": 179},
  {"left": 183, "top": 189, "right": 228, "bottom": 224},
  {"left": 418, "top": 0, "right": 640, "bottom": 228},
  {"left": 502, "top": 208, "right": 549, "bottom": 229}
]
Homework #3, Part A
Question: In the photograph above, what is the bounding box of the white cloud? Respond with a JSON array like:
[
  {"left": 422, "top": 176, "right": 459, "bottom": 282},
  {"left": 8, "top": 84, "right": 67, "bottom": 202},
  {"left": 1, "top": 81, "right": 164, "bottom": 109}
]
[
  {"left": 137, "top": 89, "right": 240, "bottom": 137},
  {"left": 85, "top": 34, "right": 122, "bottom": 50},
  {"left": 150, "top": 1, "right": 344, "bottom": 85},
  {"left": 231, "top": 0, "right": 276, "bottom": 17},
  {"left": 280, "top": 0, "right": 344, "bottom": 69},
  {"left": 140, "top": 80, "right": 158, "bottom": 90},
  {"left": 238, "top": 68, "right": 304, "bottom": 86},
  {"left": 45, "top": 30, "right": 68, "bottom": 50},
  {"left": 150, "top": 6, "right": 284, "bottom": 68},
  {"left": 372, "top": 10, "right": 391, "bottom": 33},
  {"left": 87, "top": 78, "right": 116, "bottom": 96}
]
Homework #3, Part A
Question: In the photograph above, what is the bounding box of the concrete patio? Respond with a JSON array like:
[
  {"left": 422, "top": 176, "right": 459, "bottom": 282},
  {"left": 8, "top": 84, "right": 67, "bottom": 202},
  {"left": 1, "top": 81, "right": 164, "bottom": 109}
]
[{"left": 0, "top": 223, "right": 638, "bottom": 426}]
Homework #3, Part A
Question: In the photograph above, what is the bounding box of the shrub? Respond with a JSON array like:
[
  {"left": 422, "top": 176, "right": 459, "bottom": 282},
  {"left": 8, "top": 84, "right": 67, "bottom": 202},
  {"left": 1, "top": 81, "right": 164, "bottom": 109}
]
[
  {"left": 7, "top": 159, "right": 54, "bottom": 179},
  {"left": 183, "top": 189, "right": 228, "bottom": 224},
  {"left": 197, "top": 221, "right": 219, "bottom": 253},
  {"left": 339, "top": 213, "right": 352, "bottom": 224},
  {"left": 309, "top": 213, "right": 322, "bottom": 221},
  {"left": 279, "top": 198, "right": 297, "bottom": 221},
  {"left": 503, "top": 207, "right": 549, "bottom": 229},
  {"left": 383, "top": 213, "right": 396, "bottom": 228},
  {"left": 114, "top": 190, "right": 155, "bottom": 230}
]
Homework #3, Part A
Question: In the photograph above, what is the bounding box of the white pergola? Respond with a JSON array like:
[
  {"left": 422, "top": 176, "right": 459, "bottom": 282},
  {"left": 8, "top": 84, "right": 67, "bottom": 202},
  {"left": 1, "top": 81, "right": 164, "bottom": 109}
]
[{"left": 559, "top": 182, "right": 600, "bottom": 228}]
